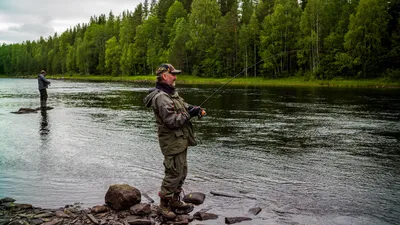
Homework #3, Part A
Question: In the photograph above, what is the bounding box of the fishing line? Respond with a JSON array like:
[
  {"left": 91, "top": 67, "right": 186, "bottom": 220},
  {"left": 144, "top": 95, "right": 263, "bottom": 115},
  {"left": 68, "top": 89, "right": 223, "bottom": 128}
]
[{"left": 199, "top": 50, "right": 301, "bottom": 108}]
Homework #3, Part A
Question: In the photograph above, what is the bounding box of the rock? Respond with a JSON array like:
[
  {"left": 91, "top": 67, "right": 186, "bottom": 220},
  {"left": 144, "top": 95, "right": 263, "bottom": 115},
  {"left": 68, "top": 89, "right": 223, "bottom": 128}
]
[
  {"left": 10, "top": 108, "right": 38, "bottom": 114},
  {"left": 225, "top": 217, "right": 252, "bottom": 224},
  {"left": 183, "top": 192, "right": 206, "bottom": 205},
  {"left": 55, "top": 210, "right": 70, "bottom": 218},
  {"left": 248, "top": 207, "right": 262, "bottom": 215},
  {"left": 0, "top": 218, "right": 11, "bottom": 225},
  {"left": 92, "top": 205, "right": 110, "bottom": 214},
  {"left": 193, "top": 212, "right": 218, "bottom": 221},
  {"left": 105, "top": 184, "right": 141, "bottom": 211},
  {"left": 86, "top": 214, "right": 99, "bottom": 224},
  {"left": 0, "top": 197, "right": 16, "bottom": 203},
  {"left": 8, "top": 220, "right": 29, "bottom": 225},
  {"left": 130, "top": 203, "right": 151, "bottom": 215},
  {"left": 210, "top": 191, "right": 241, "bottom": 198},
  {"left": 126, "top": 219, "right": 154, "bottom": 225},
  {"left": 1, "top": 202, "right": 15, "bottom": 209},
  {"left": 15, "top": 204, "right": 33, "bottom": 210},
  {"left": 29, "top": 218, "right": 44, "bottom": 225},
  {"left": 175, "top": 214, "right": 193, "bottom": 223},
  {"left": 34, "top": 212, "right": 54, "bottom": 218},
  {"left": 41, "top": 218, "right": 63, "bottom": 225},
  {"left": 171, "top": 216, "right": 190, "bottom": 225}
]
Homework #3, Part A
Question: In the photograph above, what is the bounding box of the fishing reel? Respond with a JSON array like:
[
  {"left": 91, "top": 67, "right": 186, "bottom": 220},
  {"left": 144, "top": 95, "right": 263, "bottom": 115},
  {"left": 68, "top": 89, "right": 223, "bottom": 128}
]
[{"left": 198, "top": 109, "right": 206, "bottom": 119}]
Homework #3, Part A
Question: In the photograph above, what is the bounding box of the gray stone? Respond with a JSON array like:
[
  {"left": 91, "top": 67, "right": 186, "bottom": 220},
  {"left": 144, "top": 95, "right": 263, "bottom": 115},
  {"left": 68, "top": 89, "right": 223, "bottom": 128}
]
[
  {"left": 34, "top": 212, "right": 54, "bottom": 218},
  {"left": 10, "top": 108, "right": 38, "bottom": 114},
  {"left": 183, "top": 192, "right": 206, "bottom": 205},
  {"left": 92, "top": 205, "right": 110, "bottom": 214},
  {"left": 126, "top": 219, "right": 154, "bottom": 225},
  {"left": 193, "top": 212, "right": 218, "bottom": 221},
  {"left": 8, "top": 220, "right": 29, "bottom": 225},
  {"left": 30, "top": 218, "right": 44, "bottom": 225},
  {"left": 0, "top": 197, "right": 16, "bottom": 203},
  {"left": 86, "top": 214, "right": 99, "bottom": 224},
  {"left": 41, "top": 218, "right": 63, "bottom": 225},
  {"left": 55, "top": 210, "right": 70, "bottom": 218},
  {"left": 15, "top": 204, "right": 33, "bottom": 210},
  {"left": 130, "top": 203, "right": 151, "bottom": 215},
  {"left": 225, "top": 217, "right": 252, "bottom": 224},
  {"left": 248, "top": 207, "right": 262, "bottom": 215}
]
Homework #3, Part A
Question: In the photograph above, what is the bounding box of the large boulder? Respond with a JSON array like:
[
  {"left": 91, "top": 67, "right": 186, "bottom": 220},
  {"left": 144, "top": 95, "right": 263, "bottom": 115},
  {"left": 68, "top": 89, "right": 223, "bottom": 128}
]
[{"left": 105, "top": 184, "right": 141, "bottom": 211}]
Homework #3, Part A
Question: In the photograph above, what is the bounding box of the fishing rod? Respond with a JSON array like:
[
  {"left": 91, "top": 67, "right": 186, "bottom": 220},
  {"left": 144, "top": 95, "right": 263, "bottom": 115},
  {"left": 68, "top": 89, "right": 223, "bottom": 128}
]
[{"left": 199, "top": 50, "right": 300, "bottom": 108}]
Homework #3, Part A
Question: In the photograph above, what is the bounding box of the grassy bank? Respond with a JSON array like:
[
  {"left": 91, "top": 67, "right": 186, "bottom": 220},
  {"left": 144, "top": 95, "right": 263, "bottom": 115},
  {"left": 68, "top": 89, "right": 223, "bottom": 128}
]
[{"left": 2, "top": 74, "right": 400, "bottom": 88}]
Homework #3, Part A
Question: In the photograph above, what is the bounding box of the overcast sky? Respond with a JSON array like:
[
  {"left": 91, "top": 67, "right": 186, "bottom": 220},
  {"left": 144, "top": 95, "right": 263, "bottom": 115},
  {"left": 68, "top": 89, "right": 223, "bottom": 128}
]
[{"left": 0, "top": 0, "right": 142, "bottom": 44}]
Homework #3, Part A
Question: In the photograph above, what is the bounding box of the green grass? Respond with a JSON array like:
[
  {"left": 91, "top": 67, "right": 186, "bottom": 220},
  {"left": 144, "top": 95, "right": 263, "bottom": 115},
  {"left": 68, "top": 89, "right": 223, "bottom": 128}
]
[{"left": 2, "top": 74, "right": 400, "bottom": 88}]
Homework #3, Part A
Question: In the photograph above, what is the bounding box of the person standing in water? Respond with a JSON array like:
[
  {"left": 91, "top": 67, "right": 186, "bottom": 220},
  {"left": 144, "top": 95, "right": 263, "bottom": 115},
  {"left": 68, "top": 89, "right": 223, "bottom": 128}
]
[
  {"left": 144, "top": 63, "right": 205, "bottom": 220},
  {"left": 38, "top": 70, "right": 51, "bottom": 109}
]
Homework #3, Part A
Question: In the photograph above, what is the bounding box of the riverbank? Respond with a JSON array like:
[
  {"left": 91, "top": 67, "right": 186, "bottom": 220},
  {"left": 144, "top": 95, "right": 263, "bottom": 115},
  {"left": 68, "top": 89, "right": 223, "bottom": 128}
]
[{"left": 1, "top": 74, "right": 399, "bottom": 88}]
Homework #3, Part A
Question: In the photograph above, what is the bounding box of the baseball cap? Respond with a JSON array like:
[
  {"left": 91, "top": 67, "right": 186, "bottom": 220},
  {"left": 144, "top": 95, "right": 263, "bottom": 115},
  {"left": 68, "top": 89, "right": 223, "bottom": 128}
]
[{"left": 156, "top": 64, "right": 182, "bottom": 75}]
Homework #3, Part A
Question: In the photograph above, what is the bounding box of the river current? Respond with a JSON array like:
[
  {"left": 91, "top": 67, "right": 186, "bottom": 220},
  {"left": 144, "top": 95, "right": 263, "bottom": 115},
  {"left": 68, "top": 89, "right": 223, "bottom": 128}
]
[{"left": 0, "top": 78, "right": 399, "bottom": 225}]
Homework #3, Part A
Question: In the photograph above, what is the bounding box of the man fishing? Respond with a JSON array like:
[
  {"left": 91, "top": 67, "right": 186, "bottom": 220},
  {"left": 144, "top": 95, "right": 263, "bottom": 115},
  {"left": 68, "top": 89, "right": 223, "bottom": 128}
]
[
  {"left": 144, "top": 63, "right": 205, "bottom": 220},
  {"left": 38, "top": 70, "right": 51, "bottom": 109}
]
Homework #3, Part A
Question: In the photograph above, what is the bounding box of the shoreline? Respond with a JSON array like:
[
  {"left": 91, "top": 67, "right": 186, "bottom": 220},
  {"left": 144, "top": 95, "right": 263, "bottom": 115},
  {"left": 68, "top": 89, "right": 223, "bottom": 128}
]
[{"left": 1, "top": 75, "right": 399, "bottom": 88}]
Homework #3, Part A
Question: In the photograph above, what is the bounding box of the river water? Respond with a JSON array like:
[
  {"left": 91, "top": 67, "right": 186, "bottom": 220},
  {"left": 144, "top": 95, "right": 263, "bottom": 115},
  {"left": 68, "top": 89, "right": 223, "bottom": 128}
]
[{"left": 0, "top": 78, "right": 399, "bottom": 225}]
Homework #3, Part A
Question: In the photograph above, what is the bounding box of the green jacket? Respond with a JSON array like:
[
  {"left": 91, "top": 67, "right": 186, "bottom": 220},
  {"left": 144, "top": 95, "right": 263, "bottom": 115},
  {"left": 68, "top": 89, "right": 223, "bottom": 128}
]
[{"left": 144, "top": 88, "right": 197, "bottom": 156}]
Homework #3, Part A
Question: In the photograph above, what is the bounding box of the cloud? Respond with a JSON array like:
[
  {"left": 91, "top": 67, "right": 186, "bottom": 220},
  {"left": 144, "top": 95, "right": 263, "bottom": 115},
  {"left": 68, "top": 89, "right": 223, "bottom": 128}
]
[{"left": 0, "top": 0, "right": 142, "bottom": 44}]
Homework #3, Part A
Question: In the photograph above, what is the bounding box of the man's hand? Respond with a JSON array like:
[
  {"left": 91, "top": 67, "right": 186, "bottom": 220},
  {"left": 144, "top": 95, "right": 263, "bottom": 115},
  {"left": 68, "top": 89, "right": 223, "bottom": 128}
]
[{"left": 188, "top": 106, "right": 201, "bottom": 118}]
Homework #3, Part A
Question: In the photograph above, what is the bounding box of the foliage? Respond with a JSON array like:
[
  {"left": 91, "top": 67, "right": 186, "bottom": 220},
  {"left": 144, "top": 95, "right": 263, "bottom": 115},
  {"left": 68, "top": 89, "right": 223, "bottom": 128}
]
[{"left": 0, "top": 0, "right": 397, "bottom": 80}]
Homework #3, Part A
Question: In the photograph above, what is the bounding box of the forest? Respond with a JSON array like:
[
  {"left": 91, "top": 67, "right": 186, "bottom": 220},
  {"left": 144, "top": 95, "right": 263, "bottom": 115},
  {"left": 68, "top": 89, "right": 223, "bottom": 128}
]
[{"left": 0, "top": 0, "right": 399, "bottom": 80}]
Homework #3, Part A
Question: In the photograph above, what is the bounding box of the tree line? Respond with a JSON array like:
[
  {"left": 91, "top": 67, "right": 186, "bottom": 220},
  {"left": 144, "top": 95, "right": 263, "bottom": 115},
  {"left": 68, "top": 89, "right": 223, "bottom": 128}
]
[{"left": 0, "top": 0, "right": 399, "bottom": 80}]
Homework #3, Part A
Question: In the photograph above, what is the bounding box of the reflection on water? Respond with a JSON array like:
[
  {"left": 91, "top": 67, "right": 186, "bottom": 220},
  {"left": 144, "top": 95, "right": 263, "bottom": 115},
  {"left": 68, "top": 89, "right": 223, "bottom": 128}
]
[
  {"left": 0, "top": 78, "right": 399, "bottom": 225},
  {"left": 40, "top": 109, "right": 50, "bottom": 136}
]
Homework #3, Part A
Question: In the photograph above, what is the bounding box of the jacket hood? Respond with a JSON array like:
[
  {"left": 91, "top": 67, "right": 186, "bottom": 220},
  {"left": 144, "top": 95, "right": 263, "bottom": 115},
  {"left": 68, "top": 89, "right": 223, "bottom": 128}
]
[{"left": 143, "top": 88, "right": 160, "bottom": 108}]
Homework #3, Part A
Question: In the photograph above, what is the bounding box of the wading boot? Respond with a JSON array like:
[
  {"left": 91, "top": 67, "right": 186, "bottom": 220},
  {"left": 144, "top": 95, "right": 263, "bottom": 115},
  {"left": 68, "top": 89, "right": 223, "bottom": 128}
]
[
  {"left": 169, "top": 192, "right": 194, "bottom": 214},
  {"left": 158, "top": 197, "right": 176, "bottom": 220}
]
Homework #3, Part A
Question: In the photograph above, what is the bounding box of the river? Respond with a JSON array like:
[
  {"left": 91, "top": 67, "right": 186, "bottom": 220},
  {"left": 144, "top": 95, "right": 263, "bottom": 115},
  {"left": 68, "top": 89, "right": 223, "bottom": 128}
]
[{"left": 0, "top": 78, "right": 399, "bottom": 225}]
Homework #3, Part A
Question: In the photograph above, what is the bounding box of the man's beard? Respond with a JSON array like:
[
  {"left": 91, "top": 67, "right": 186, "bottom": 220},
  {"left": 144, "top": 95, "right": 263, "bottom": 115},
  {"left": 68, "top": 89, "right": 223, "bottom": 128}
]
[{"left": 171, "top": 81, "right": 176, "bottom": 88}]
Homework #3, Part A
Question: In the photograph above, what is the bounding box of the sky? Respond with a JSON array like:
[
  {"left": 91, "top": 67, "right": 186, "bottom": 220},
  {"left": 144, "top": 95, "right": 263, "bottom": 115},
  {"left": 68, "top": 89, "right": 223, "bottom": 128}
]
[{"left": 0, "top": 0, "right": 142, "bottom": 44}]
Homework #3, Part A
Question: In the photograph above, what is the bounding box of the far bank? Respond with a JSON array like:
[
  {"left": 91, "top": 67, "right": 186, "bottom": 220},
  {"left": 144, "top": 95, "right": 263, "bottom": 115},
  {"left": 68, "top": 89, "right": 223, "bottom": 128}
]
[{"left": 1, "top": 74, "right": 400, "bottom": 88}]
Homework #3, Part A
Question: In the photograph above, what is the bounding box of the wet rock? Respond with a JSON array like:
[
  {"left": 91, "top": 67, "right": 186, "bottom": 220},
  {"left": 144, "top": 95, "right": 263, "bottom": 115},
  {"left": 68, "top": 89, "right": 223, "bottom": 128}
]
[
  {"left": 210, "top": 191, "right": 257, "bottom": 200},
  {"left": 176, "top": 214, "right": 193, "bottom": 223},
  {"left": 183, "top": 192, "right": 206, "bottom": 205},
  {"left": 193, "top": 211, "right": 218, "bottom": 221},
  {"left": 0, "top": 197, "right": 16, "bottom": 203},
  {"left": 225, "top": 217, "right": 252, "bottom": 224},
  {"left": 34, "top": 212, "right": 54, "bottom": 218},
  {"left": 105, "top": 184, "right": 141, "bottom": 211},
  {"left": 86, "top": 213, "right": 99, "bottom": 224},
  {"left": 210, "top": 191, "right": 240, "bottom": 198},
  {"left": 130, "top": 203, "right": 151, "bottom": 215},
  {"left": 0, "top": 218, "right": 11, "bottom": 225},
  {"left": 10, "top": 108, "right": 38, "bottom": 114},
  {"left": 41, "top": 218, "right": 63, "bottom": 225},
  {"left": 92, "top": 205, "right": 110, "bottom": 214},
  {"left": 126, "top": 219, "right": 154, "bottom": 225},
  {"left": 8, "top": 220, "right": 29, "bottom": 225},
  {"left": 248, "top": 207, "right": 262, "bottom": 215},
  {"left": 15, "top": 204, "right": 33, "bottom": 210},
  {"left": 1, "top": 202, "right": 15, "bottom": 209},
  {"left": 55, "top": 210, "right": 70, "bottom": 218},
  {"left": 29, "top": 218, "right": 44, "bottom": 225}
]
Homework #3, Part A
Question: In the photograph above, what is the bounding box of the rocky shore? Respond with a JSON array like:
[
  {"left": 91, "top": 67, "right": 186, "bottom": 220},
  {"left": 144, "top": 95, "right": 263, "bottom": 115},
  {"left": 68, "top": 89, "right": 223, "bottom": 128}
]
[{"left": 0, "top": 184, "right": 261, "bottom": 225}]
